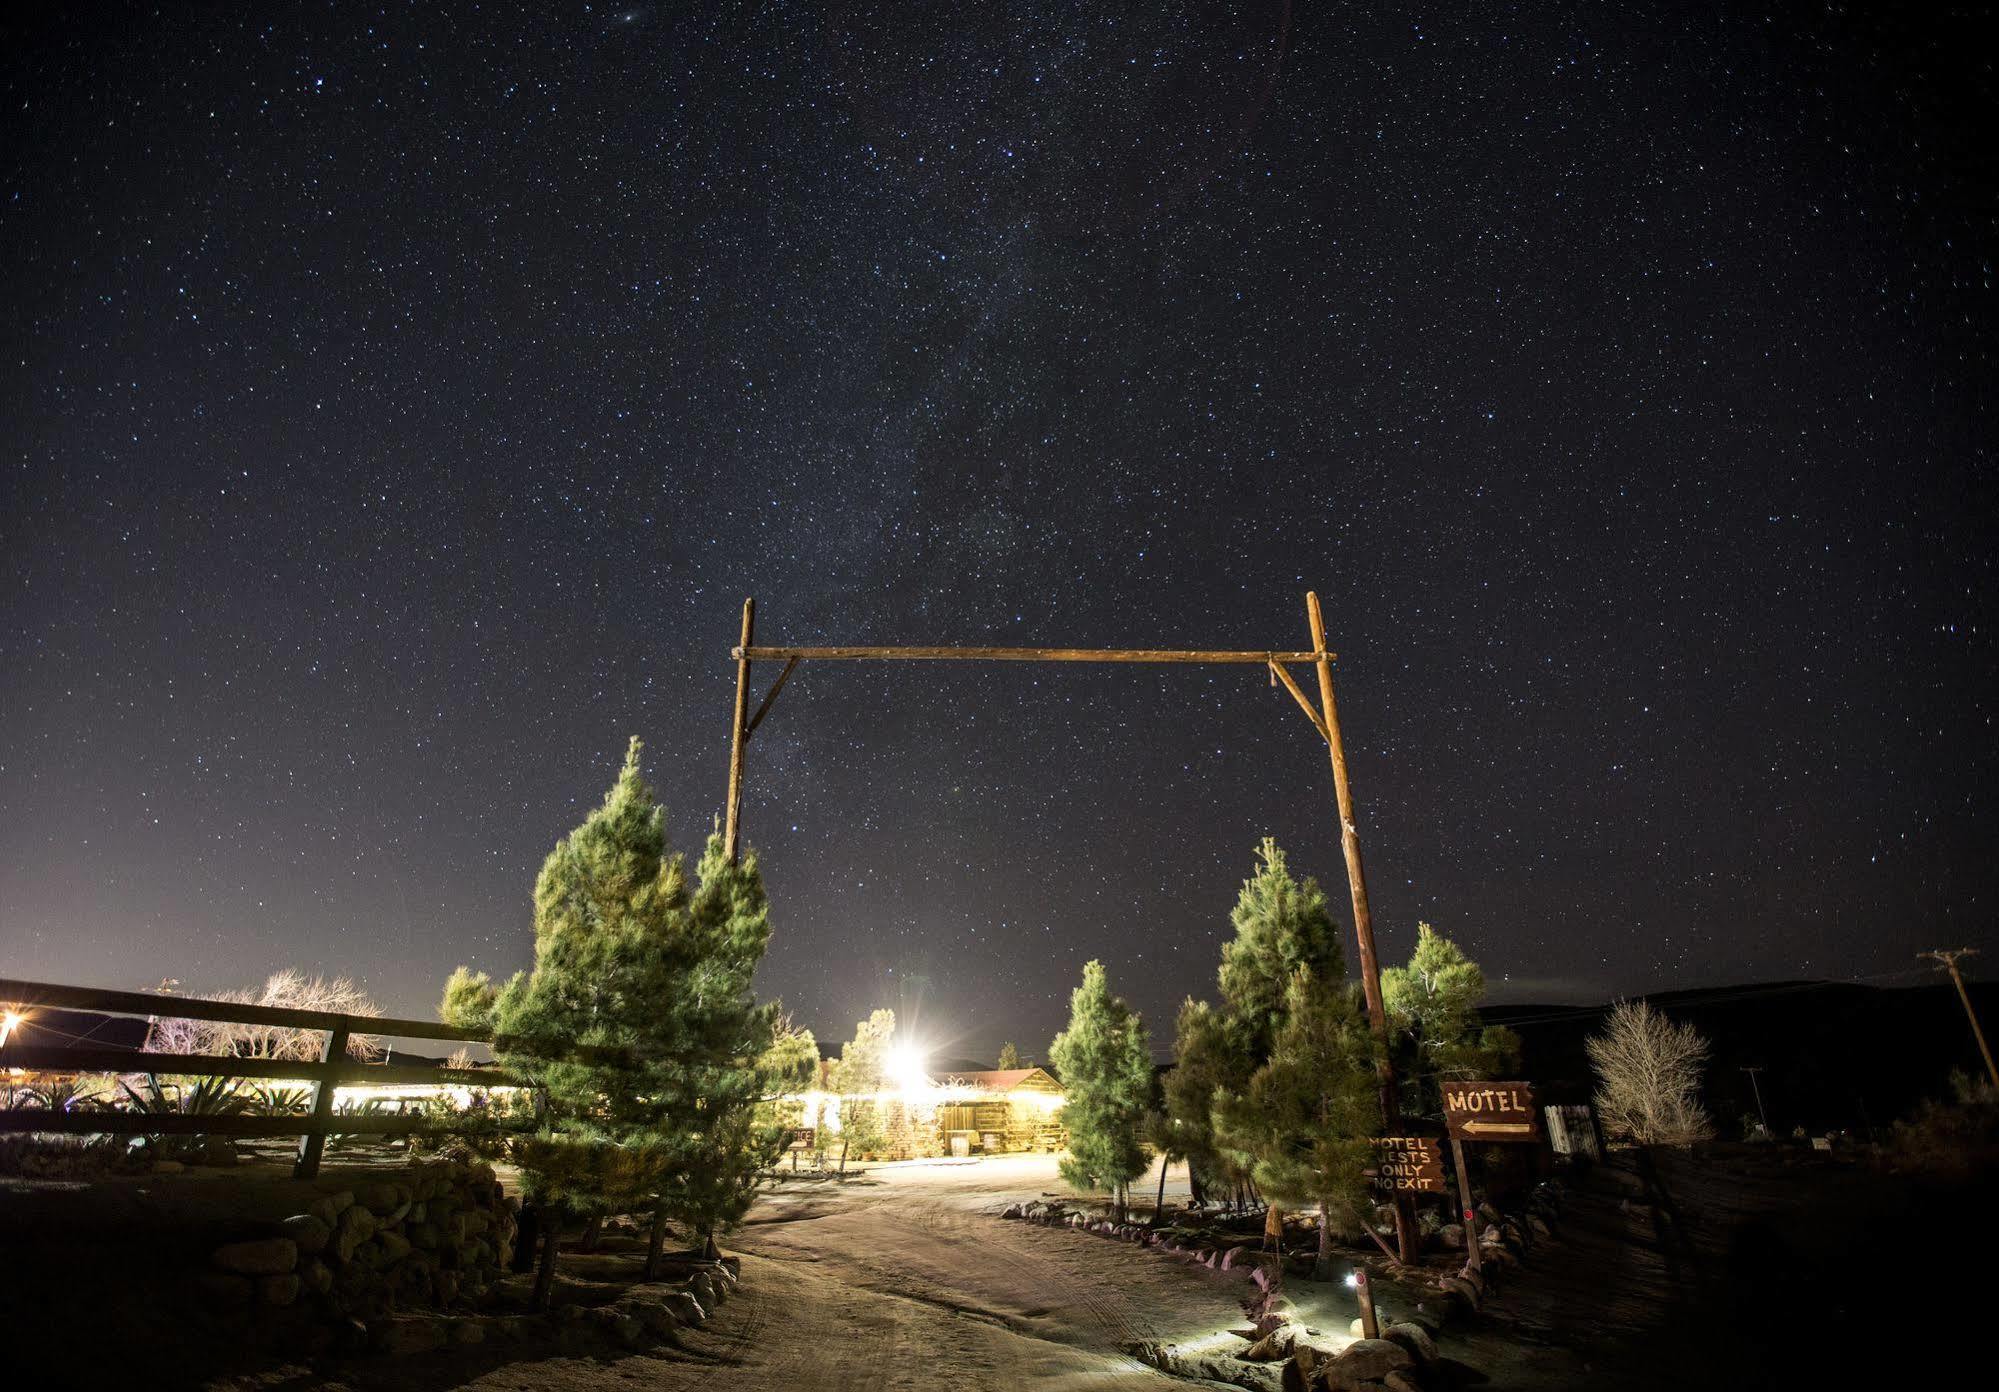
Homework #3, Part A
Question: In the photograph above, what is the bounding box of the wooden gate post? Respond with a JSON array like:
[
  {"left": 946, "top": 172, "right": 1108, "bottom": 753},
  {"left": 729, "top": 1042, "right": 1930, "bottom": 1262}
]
[
  {"left": 294, "top": 1021, "right": 350, "bottom": 1180},
  {"left": 723, "top": 597, "right": 755, "bottom": 864},
  {"left": 1306, "top": 591, "right": 1416, "bottom": 1263}
]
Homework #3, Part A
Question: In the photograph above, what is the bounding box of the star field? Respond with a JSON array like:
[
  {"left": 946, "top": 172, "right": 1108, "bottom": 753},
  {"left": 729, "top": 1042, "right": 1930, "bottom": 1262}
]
[{"left": 2, "top": 3, "right": 1993, "bottom": 1058}]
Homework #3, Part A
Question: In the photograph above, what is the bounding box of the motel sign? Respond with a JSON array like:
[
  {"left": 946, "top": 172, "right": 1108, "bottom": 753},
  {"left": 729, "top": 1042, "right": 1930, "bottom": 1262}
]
[{"left": 1440, "top": 1081, "right": 1542, "bottom": 1144}]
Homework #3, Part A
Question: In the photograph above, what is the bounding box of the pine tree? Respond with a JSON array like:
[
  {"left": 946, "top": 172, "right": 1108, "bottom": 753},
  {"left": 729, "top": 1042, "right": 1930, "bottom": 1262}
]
[
  {"left": 1215, "top": 968, "right": 1381, "bottom": 1279},
  {"left": 442, "top": 738, "right": 783, "bottom": 1298},
  {"left": 1383, "top": 922, "right": 1521, "bottom": 1118},
  {"left": 996, "top": 1041, "right": 1023, "bottom": 1071},
  {"left": 660, "top": 833, "right": 786, "bottom": 1260},
  {"left": 1218, "top": 839, "right": 1345, "bottom": 1051},
  {"left": 1164, "top": 997, "right": 1253, "bottom": 1207},
  {"left": 439, "top": 966, "right": 499, "bottom": 1036},
  {"left": 1167, "top": 840, "right": 1346, "bottom": 1232},
  {"left": 763, "top": 1017, "right": 820, "bottom": 1098},
  {"left": 829, "top": 1008, "right": 896, "bottom": 1171},
  {"left": 1049, "top": 961, "right": 1153, "bottom": 1222}
]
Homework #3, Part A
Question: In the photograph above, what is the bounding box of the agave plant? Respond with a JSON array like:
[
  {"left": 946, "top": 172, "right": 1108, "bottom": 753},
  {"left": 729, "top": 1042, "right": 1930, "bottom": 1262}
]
[
  {"left": 118, "top": 1074, "right": 250, "bottom": 1116},
  {"left": 248, "top": 1084, "right": 312, "bottom": 1117},
  {"left": 25, "top": 1077, "right": 104, "bottom": 1112},
  {"left": 328, "top": 1095, "right": 395, "bottom": 1150}
]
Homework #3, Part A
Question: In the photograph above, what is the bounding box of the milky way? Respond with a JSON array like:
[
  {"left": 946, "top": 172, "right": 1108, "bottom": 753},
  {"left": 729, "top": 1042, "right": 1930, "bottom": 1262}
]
[{"left": 2, "top": 3, "right": 1992, "bottom": 1058}]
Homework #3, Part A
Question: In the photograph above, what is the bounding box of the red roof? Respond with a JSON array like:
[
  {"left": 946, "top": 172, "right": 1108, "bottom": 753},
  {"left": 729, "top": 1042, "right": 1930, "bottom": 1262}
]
[{"left": 940, "top": 1067, "right": 1058, "bottom": 1091}]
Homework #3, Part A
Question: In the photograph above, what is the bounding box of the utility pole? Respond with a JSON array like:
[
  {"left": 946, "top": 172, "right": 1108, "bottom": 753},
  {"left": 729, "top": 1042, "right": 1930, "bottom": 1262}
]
[
  {"left": 1921, "top": 948, "right": 1999, "bottom": 1089},
  {"left": 1740, "top": 1066, "right": 1769, "bottom": 1134}
]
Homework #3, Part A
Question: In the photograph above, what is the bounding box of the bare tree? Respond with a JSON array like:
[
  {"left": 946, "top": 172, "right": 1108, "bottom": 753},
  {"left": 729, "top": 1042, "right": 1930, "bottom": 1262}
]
[
  {"left": 1586, "top": 999, "right": 1714, "bottom": 1146},
  {"left": 146, "top": 970, "right": 385, "bottom": 1063}
]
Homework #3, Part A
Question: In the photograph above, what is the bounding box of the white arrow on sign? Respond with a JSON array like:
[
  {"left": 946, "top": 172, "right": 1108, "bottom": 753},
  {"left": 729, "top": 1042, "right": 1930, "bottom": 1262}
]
[{"left": 1461, "top": 1119, "right": 1535, "bottom": 1137}]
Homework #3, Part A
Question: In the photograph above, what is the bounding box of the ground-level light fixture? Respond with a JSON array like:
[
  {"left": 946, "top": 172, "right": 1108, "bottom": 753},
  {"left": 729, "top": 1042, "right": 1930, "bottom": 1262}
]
[{"left": 1349, "top": 1266, "right": 1379, "bottom": 1340}]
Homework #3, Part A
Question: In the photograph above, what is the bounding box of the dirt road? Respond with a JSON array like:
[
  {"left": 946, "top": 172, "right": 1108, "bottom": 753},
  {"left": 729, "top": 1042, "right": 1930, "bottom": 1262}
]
[{"left": 331, "top": 1155, "right": 1259, "bottom": 1392}]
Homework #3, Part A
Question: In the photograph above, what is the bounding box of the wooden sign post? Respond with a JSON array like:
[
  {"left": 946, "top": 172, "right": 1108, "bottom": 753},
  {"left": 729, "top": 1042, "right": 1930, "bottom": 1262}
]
[
  {"left": 1441, "top": 1081, "right": 1541, "bottom": 1276},
  {"left": 1450, "top": 1135, "right": 1482, "bottom": 1276}
]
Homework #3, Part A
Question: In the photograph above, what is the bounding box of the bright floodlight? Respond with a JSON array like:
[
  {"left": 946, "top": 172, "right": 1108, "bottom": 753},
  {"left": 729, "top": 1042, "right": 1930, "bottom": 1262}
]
[
  {"left": 1344, "top": 1272, "right": 1359, "bottom": 1289},
  {"left": 0, "top": 1009, "right": 22, "bottom": 1048},
  {"left": 886, "top": 1041, "right": 928, "bottom": 1096}
]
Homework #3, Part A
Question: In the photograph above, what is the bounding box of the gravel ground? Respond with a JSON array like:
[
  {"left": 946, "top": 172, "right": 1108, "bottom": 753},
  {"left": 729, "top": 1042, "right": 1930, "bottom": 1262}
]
[{"left": 302, "top": 1154, "right": 1254, "bottom": 1392}]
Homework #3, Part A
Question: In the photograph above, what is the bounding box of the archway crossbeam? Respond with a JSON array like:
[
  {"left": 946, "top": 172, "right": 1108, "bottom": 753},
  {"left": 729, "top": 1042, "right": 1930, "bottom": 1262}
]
[{"left": 716, "top": 593, "right": 1419, "bottom": 1262}]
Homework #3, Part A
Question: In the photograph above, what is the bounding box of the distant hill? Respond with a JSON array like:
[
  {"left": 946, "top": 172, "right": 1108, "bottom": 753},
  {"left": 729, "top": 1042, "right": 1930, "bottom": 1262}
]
[{"left": 1488, "top": 979, "right": 1999, "bottom": 1137}]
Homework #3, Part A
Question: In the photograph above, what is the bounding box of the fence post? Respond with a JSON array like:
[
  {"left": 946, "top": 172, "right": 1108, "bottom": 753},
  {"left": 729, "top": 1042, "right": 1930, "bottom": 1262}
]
[{"left": 295, "top": 1021, "right": 350, "bottom": 1180}]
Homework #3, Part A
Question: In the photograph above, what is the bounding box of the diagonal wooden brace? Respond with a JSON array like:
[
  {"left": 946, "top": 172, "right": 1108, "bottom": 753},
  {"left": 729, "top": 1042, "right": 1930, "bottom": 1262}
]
[{"left": 1269, "top": 659, "right": 1330, "bottom": 745}]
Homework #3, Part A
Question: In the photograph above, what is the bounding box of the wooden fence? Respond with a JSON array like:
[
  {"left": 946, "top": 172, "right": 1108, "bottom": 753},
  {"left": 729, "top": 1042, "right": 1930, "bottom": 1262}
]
[{"left": 0, "top": 976, "right": 521, "bottom": 1178}]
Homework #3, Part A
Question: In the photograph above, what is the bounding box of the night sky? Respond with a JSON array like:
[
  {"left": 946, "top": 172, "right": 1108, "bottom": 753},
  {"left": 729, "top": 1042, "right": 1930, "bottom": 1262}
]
[{"left": 3, "top": 4, "right": 1993, "bottom": 1061}]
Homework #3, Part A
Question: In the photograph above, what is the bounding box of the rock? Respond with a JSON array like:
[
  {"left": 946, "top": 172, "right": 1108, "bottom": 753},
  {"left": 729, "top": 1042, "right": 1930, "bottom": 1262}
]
[
  {"left": 1384, "top": 1372, "right": 1425, "bottom": 1392},
  {"left": 201, "top": 1136, "right": 239, "bottom": 1166},
  {"left": 1438, "top": 1223, "right": 1464, "bottom": 1250},
  {"left": 409, "top": 1222, "right": 441, "bottom": 1250},
  {"left": 375, "top": 1315, "right": 448, "bottom": 1356},
  {"left": 452, "top": 1319, "right": 485, "bottom": 1346},
  {"left": 300, "top": 1257, "right": 333, "bottom": 1295},
  {"left": 282, "top": 1213, "right": 331, "bottom": 1255},
  {"left": 1220, "top": 1245, "right": 1251, "bottom": 1271},
  {"left": 335, "top": 1202, "right": 377, "bottom": 1256},
  {"left": 1528, "top": 1214, "right": 1552, "bottom": 1238},
  {"left": 259, "top": 1273, "right": 302, "bottom": 1307},
  {"left": 1252, "top": 1297, "right": 1299, "bottom": 1335},
  {"left": 1325, "top": 1338, "right": 1414, "bottom": 1387},
  {"left": 1440, "top": 1276, "right": 1480, "bottom": 1308},
  {"left": 1349, "top": 1317, "right": 1366, "bottom": 1337},
  {"left": 1383, "top": 1323, "right": 1439, "bottom": 1367},
  {"left": 625, "top": 1298, "right": 680, "bottom": 1336},
  {"left": 1293, "top": 1334, "right": 1348, "bottom": 1376},
  {"left": 151, "top": 1159, "right": 185, "bottom": 1175},
  {"left": 1251, "top": 1264, "right": 1275, "bottom": 1292},
  {"left": 378, "top": 1230, "right": 413, "bottom": 1263},
  {"left": 609, "top": 1310, "right": 647, "bottom": 1345},
  {"left": 213, "top": 1238, "right": 299, "bottom": 1276},
  {"left": 360, "top": 1182, "right": 402, "bottom": 1214},
  {"left": 663, "top": 1291, "right": 706, "bottom": 1326},
  {"left": 1243, "top": 1324, "right": 1301, "bottom": 1361},
  {"left": 322, "top": 1189, "right": 356, "bottom": 1217}
]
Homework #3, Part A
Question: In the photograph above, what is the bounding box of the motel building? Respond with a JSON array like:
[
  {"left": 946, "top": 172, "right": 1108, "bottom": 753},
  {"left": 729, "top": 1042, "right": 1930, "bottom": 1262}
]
[{"left": 791, "top": 1064, "right": 1068, "bottom": 1160}]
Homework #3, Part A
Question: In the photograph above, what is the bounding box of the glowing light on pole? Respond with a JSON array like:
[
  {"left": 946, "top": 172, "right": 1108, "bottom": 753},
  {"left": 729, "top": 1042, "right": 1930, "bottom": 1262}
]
[{"left": 886, "top": 1041, "right": 930, "bottom": 1098}]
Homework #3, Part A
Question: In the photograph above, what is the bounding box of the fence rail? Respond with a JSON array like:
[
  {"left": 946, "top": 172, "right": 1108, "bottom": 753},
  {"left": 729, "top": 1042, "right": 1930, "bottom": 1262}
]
[{"left": 0, "top": 976, "right": 527, "bottom": 1177}]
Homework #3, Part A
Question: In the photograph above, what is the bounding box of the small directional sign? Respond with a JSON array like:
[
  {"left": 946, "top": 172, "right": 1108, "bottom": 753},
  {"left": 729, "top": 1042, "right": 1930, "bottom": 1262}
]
[
  {"left": 1440, "top": 1081, "right": 1543, "bottom": 1144},
  {"left": 1366, "top": 1135, "right": 1447, "bottom": 1195}
]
